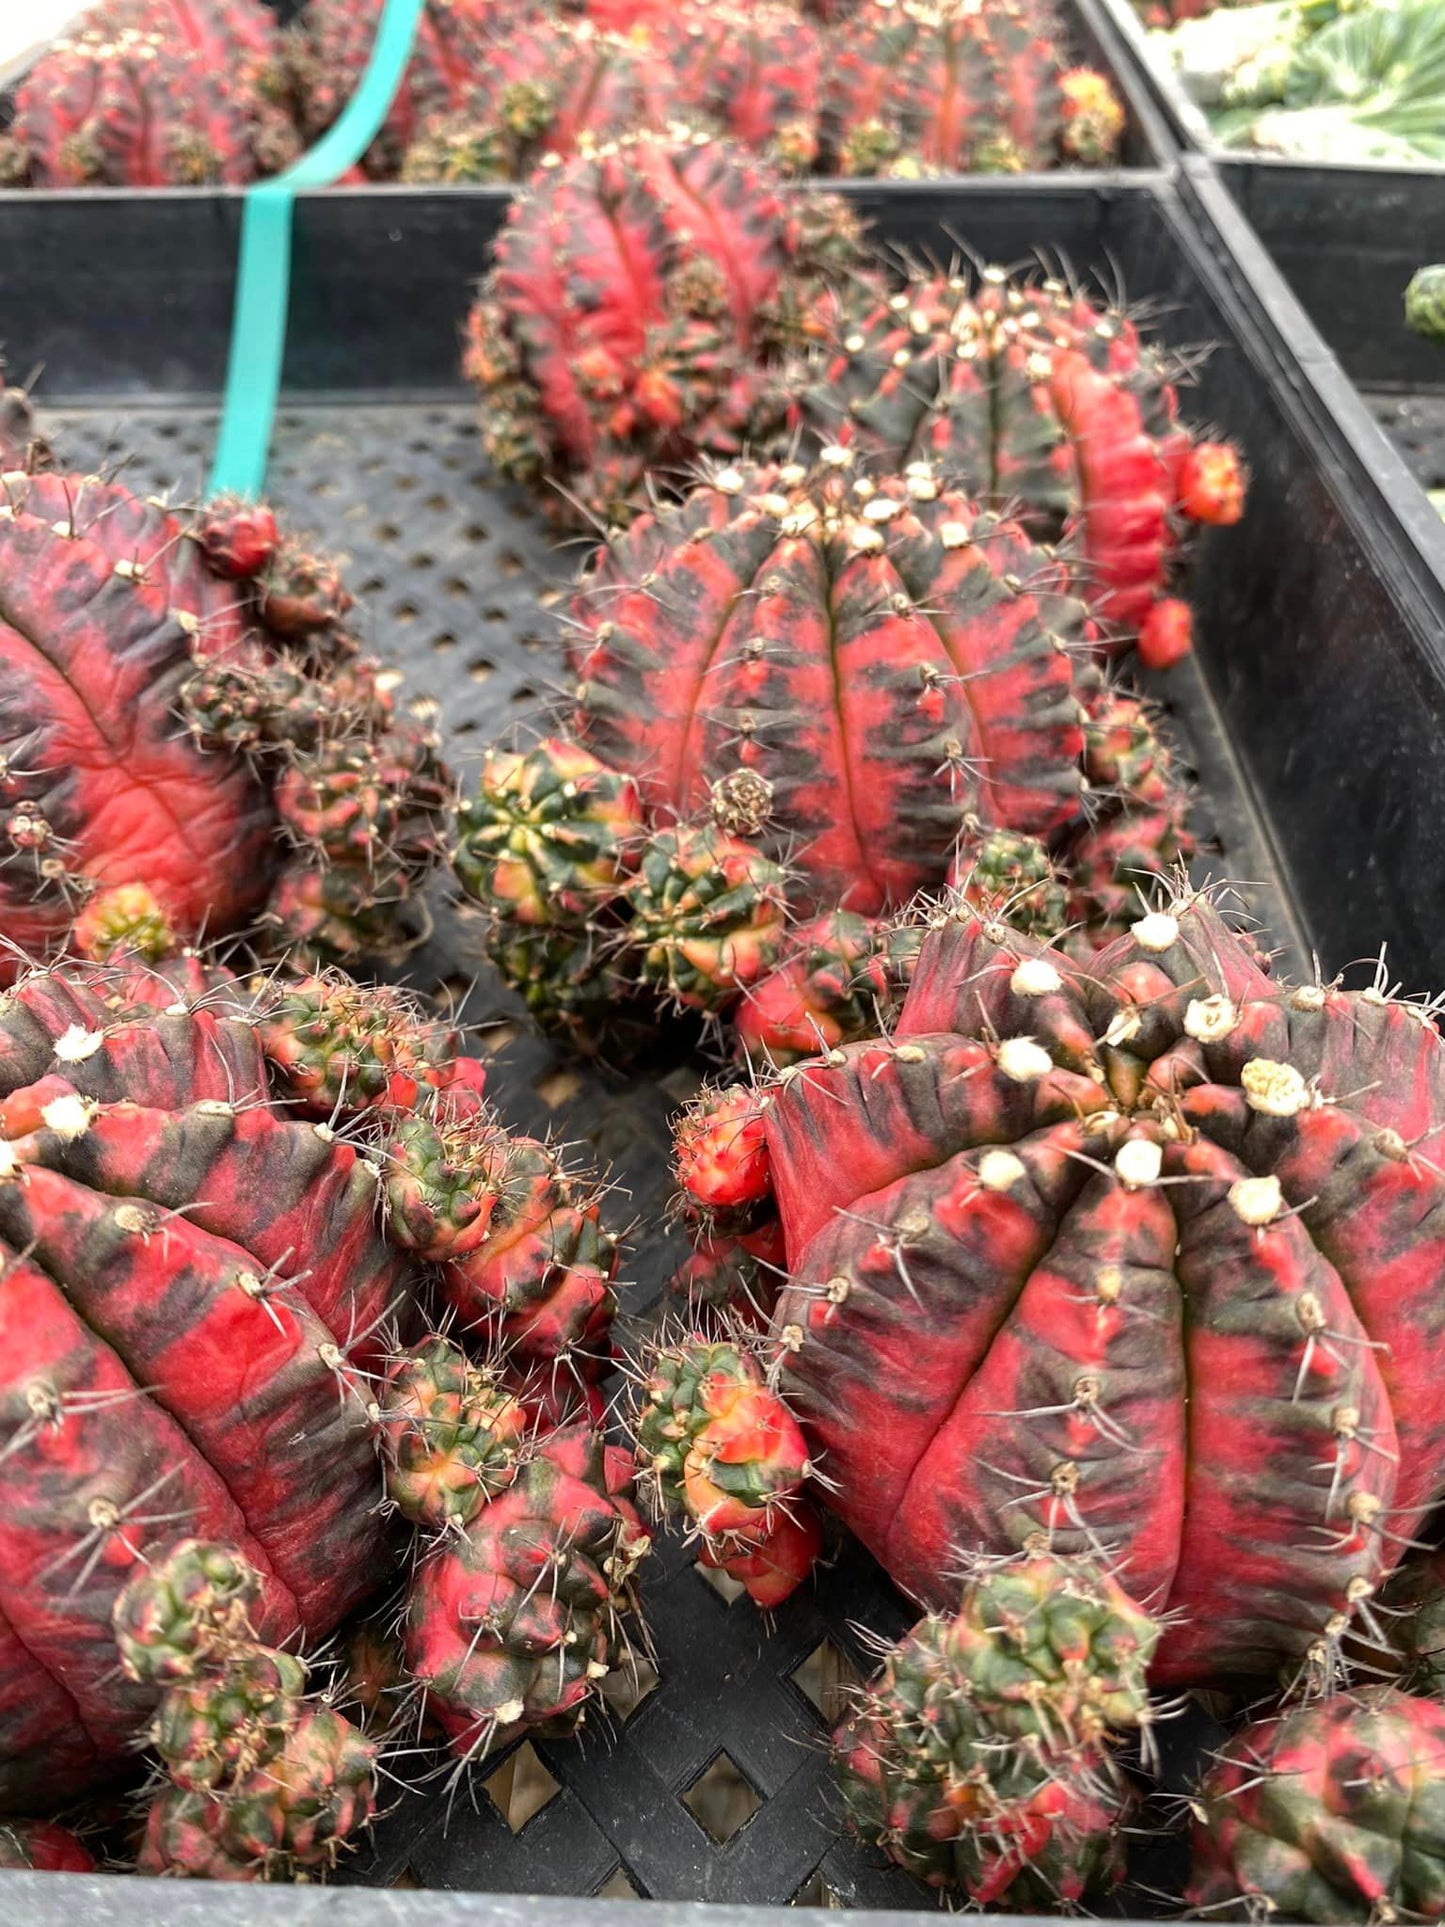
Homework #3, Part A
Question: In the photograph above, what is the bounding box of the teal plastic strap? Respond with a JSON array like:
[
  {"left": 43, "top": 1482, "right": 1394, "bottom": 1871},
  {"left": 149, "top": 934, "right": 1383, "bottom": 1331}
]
[{"left": 207, "top": 0, "right": 427, "bottom": 500}]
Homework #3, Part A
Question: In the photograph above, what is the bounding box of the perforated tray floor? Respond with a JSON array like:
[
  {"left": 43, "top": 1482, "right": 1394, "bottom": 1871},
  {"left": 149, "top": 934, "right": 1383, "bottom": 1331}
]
[{"left": 46, "top": 400, "right": 1301, "bottom": 1910}]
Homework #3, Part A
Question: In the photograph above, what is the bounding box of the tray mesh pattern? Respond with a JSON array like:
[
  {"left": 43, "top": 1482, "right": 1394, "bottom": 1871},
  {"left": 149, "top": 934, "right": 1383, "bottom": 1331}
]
[{"left": 46, "top": 401, "right": 1286, "bottom": 1907}]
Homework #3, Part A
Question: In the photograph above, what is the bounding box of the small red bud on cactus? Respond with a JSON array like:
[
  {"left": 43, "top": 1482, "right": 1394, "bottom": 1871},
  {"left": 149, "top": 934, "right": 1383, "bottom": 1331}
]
[
  {"left": 194, "top": 499, "right": 281, "bottom": 579},
  {"left": 674, "top": 1087, "right": 773, "bottom": 1221},
  {"left": 1137, "top": 596, "right": 1195, "bottom": 670},
  {"left": 1178, "top": 442, "right": 1247, "bottom": 526}
]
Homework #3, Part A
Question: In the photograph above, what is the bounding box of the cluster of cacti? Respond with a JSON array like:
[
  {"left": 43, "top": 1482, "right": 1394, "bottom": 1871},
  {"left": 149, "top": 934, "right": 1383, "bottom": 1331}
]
[
  {"left": 453, "top": 443, "right": 1208, "bottom": 1057},
  {"left": 400, "top": 0, "right": 1123, "bottom": 182},
  {"left": 0, "top": 470, "right": 449, "bottom": 972},
  {"left": 382, "top": 1341, "right": 651, "bottom": 1758},
  {"left": 0, "top": 0, "right": 298, "bottom": 188},
  {"left": 0, "top": 951, "right": 627, "bottom": 1819},
  {"left": 669, "top": 883, "right": 1445, "bottom": 1694},
  {"left": 398, "top": 1, "right": 827, "bottom": 183},
  {"left": 113, "top": 1541, "right": 378, "bottom": 1879},
  {"left": 464, "top": 133, "right": 870, "bottom": 530},
  {"left": 5, "top": 0, "right": 1123, "bottom": 189},
  {"left": 834, "top": 1553, "right": 1158, "bottom": 1900}
]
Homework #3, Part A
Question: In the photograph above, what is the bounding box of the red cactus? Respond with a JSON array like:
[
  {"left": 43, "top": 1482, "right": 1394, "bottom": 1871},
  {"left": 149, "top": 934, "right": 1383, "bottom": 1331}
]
[
  {"left": 404, "top": 1427, "right": 650, "bottom": 1757},
  {"left": 687, "top": 886, "right": 1445, "bottom": 1685},
  {"left": 0, "top": 467, "right": 448, "bottom": 973},
  {"left": 0, "top": 0, "right": 297, "bottom": 187},
  {"left": 822, "top": 0, "right": 1125, "bottom": 175},
  {"left": 803, "top": 268, "right": 1245, "bottom": 653},
  {"left": 1188, "top": 1689, "right": 1445, "bottom": 1921},
  {"left": 459, "top": 452, "right": 1202, "bottom": 1053},
  {"left": 568, "top": 456, "right": 1088, "bottom": 915},
  {"left": 661, "top": 1, "right": 826, "bottom": 172},
  {"left": 463, "top": 135, "right": 872, "bottom": 529},
  {"left": 0, "top": 1819, "right": 96, "bottom": 1872}
]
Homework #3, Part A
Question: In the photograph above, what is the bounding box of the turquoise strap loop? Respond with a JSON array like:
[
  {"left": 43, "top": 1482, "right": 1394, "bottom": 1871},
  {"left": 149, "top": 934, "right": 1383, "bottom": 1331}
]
[{"left": 207, "top": 0, "right": 427, "bottom": 500}]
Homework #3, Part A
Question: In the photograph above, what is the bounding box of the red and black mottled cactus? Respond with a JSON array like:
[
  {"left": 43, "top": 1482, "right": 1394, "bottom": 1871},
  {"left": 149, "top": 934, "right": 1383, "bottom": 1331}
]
[
  {"left": 402, "top": 1425, "right": 650, "bottom": 1759},
  {"left": 399, "top": 13, "right": 681, "bottom": 185},
  {"left": 0, "top": 958, "right": 619, "bottom": 1810},
  {"left": 0, "top": 470, "right": 449, "bottom": 972},
  {"left": 835, "top": 1552, "right": 1156, "bottom": 1901},
  {"left": 0, "top": 0, "right": 298, "bottom": 188},
  {"left": 1188, "top": 1689, "right": 1445, "bottom": 1922},
  {"left": 463, "top": 135, "right": 873, "bottom": 529},
  {"left": 565, "top": 455, "right": 1089, "bottom": 912},
  {"left": 822, "top": 0, "right": 1126, "bottom": 175},
  {"left": 803, "top": 267, "right": 1246, "bottom": 661},
  {"left": 674, "top": 883, "right": 1445, "bottom": 1685},
  {"left": 659, "top": 0, "right": 826, "bottom": 173},
  {"left": 457, "top": 455, "right": 1198, "bottom": 1053}
]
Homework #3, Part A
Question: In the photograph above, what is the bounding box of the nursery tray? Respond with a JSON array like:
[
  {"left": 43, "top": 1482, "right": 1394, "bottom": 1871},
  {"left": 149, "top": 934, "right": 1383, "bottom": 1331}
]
[
  {"left": 2, "top": 173, "right": 1445, "bottom": 1920},
  {"left": 1091, "top": 0, "right": 1445, "bottom": 394}
]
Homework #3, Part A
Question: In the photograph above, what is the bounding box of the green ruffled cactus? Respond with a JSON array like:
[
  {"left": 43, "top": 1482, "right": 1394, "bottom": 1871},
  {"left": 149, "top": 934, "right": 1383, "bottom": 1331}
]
[{"left": 1406, "top": 266, "right": 1445, "bottom": 346}]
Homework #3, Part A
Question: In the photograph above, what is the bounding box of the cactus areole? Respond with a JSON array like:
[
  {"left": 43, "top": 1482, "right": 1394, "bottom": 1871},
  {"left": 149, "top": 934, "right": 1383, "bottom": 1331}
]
[{"left": 756, "top": 892, "right": 1445, "bottom": 1684}]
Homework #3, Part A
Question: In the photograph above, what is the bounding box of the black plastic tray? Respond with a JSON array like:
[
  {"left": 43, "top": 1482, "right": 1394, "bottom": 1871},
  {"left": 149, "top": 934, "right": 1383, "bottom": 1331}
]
[
  {"left": 3, "top": 173, "right": 1445, "bottom": 1917},
  {"left": 1091, "top": 0, "right": 1445, "bottom": 392}
]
